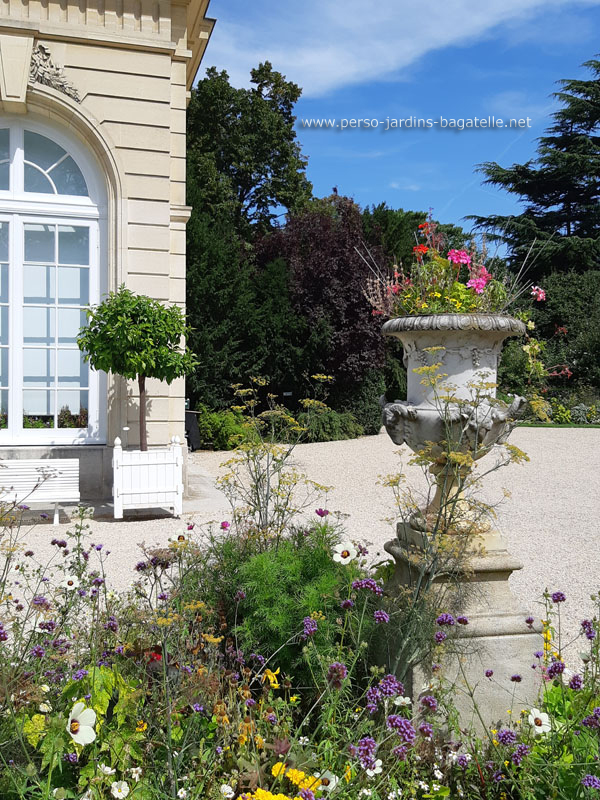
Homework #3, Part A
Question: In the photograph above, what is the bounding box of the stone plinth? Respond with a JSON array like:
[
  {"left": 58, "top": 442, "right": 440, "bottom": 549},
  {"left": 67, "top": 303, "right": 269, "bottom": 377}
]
[{"left": 385, "top": 523, "right": 542, "bottom": 729}]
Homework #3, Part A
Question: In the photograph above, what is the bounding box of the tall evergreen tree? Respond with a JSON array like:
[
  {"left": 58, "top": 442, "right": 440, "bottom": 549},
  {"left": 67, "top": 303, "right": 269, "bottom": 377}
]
[
  {"left": 185, "top": 63, "right": 313, "bottom": 408},
  {"left": 470, "top": 58, "right": 600, "bottom": 279}
]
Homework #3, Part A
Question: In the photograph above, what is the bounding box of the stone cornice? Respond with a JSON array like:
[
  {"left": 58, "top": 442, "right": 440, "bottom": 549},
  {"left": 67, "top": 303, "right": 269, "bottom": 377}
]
[{"left": 382, "top": 313, "right": 526, "bottom": 336}]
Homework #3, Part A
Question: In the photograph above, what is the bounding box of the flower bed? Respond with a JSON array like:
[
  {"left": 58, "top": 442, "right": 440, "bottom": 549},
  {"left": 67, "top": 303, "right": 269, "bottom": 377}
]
[{"left": 0, "top": 500, "right": 599, "bottom": 800}]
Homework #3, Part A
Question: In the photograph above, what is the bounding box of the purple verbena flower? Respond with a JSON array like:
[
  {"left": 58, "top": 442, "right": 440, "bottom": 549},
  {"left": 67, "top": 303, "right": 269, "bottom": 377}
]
[
  {"left": 30, "top": 645, "right": 45, "bottom": 658},
  {"left": 374, "top": 610, "right": 389, "bottom": 624},
  {"left": 341, "top": 599, "right": 355, "bottom": 610},
  {"left": 457, "top": 754, "right": 469, "bottom": 769},
  {"left": 434, "top": 631, "right": 447, "bottom": 644},
  {"left": 497, "top": 729, "right": 517, "bottom": 745},
  {"left": 420, "top": 695, "right": 438, "bottom": 713},
  {"left": 510, "top": 674, "right": 522, "bottom": 683},
  {"left": 551, "top": 591, "right": 566, "bottom": 604},
  {"left": 485, "top": 669, "right": 494, "bottom": 678},
  {"left": 525, "top": 616, "right": 534, "bottom": 625},
  {"left": 547, "top": 660, "right": 565, "bottom": 679},
  {"left": 315, "top": 509, "right": 330, "bottom": 518},
  {"left": 366, "top": 686, "right": 381, "bottom": 714},
  {"left": 457, "top": 616, "right": 469, "bottom": 625},
  {"left": 327, "top": 662, "right": 348, "bottom": 690},
  {"left": 581, "top": 775, "right": 600, "bottom": 789},
  {"left": 582, "top": 620, "right": 596, "bottom": 641},
  {"left": 569, "top": 674, "right": 583, "bottom": 690},
  {"left": 302, "top": 617, "right": 318, "bottom": 639},
  {"left": 235, "top": 589, "right": 246, "bottom": 602},
  {"left": 418, "top": 722, "right": 433, "bottom": 739},
  {"left": 351, "top": 578, "right": 383, "bottom": 597},
  {"left": 356, "top": 736, "right": 377, "bottom": 770},
  {"left": 511, "top": 744, "right": 530, "bottom": 766},
  {"left": 436, "top": 613, "right": 455, "bottom": 626},
  {"left": 392, "top": 744, "right": 408, "bottom": 760},
  {"left": 387, "top": 715, "right": 417, "bottom": 745},
  {"left": 378, "top": 674, "right": 403, "bottom": 697}
]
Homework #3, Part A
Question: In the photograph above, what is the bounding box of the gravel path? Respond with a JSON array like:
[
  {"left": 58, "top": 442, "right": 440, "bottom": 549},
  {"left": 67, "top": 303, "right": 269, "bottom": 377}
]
[{"left": 15, "top": 428, "right": 600, "bottom": 657}]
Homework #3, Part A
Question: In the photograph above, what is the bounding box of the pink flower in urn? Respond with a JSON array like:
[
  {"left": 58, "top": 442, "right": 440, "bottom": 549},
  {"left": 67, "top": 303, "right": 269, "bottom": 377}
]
[
  {"left": 531, "top": 285, "right": 546, "bottom": 301},
  {"left": 466, "top": 266, "right": 492, "bottom": 295},
  {"left": 447, "top": 249, "right": 472, "bottom": 265}
]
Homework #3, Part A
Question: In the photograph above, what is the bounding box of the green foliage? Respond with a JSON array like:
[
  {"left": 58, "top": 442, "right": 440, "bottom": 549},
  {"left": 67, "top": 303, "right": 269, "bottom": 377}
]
[
  {"left": 77, "top": 286, "right": 197, "bottom": 384},
  {"left": 187, "top": 62, "right": 312, "bottom": 238},
  {"left": 194, "top": 404, "right": 248, "bottom": 450},
  {"left": 550, "top": 400, "right": 572, "bottom": 424},
  {"left": 331, "top": 368, "right": 385, "bottom": 435},
  {"left": 297, "top": 407, "right": 363, "bottom": 442},
  {"left": 532, "top": 270, "right": 600, "bottom": 390},
  {"left": 235, "top": 525, "right": 364, "bottom": 676}
]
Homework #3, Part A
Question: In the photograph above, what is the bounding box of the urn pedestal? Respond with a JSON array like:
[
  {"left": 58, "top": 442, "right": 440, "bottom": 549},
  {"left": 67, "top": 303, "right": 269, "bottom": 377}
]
[
  {"left": 380, "top": 314, "right": 541, "bottom": 727},
  {"left": 386, "top": 524, "right": 542, "bottom": 729}
]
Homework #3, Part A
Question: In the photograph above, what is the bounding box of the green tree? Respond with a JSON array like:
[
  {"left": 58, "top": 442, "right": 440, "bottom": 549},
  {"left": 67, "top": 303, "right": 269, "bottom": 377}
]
[
  {"left": 362, "top": 204, "right": 467, "bottom": 268},
  {"left": 185, "top": 62, "right": 314, "bottom": 411},
  {"left": 77, "top": 287, "right": 197, "bottom": 450},
  {"left": 470, "top": 58, "right": 600, "bottom": 279},
  {"left": 186, "top": 61, "right": 312, "bottom": 239}
]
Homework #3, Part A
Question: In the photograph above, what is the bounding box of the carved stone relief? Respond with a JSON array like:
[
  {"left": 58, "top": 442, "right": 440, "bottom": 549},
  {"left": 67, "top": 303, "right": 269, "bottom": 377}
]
[{"left": 29, "top": 44, "right": 80, "bottom": 102}]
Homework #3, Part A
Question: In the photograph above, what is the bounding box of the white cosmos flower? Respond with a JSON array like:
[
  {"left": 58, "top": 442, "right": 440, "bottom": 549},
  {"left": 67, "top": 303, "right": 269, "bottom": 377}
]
[
  {"left": 61, "top": 575, "right": 80, "bottom": 591},
  {"left": 365, "top": 759, "right": 383, "bottom": 778},
  {"left": 110, "top": 782, "right": 130, "bottom": 799},
  {"left": 298, "top": 735, "right": 310, "bottom": 745},
  {"left": 129, "top": 767, "right": 142, "bottom": 782},
  {"left": 394, "top": 695, "right": 412, "bottom": 707},
  {"left": 434, "top": 769, "right": 443, "bottom": 780},
  {"left": 332, "top": 542, "right": 358, "bottom": 565},
  {"left": 99, "top": 763, "right": 116, "bottom": 775},
  {"left": 39, "top": 702, "right": 52, "bottom": 713},
  {"left": 220, "top": 786, "right": 235, "bottom": 799},
  {"left": 66, "top": 703, "right": 96, "bottom": 746},
  {"left": 177, "top": 791, "right": 188, "bottom": 799},
  {"left": 316, "top": 770, "right": 339, "bottom": 792},
  {"left": 528, "top": 708, "right": 551, "bottom": 734},
  {"left": 40, "top": 684, "right": 50, "bottom": 694}
]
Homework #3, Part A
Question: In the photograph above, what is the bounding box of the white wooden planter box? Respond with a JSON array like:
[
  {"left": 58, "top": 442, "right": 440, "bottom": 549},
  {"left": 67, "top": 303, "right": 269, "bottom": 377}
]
[{"left": 112, "top": 436, "right": 183, "bottom": 519}]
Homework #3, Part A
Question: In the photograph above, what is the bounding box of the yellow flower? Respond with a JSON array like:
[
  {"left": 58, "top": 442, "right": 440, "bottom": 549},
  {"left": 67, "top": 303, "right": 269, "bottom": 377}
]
[
  {"left": 289, "top": 695, "right": 299, "bottom": 703},
  {"left": 272, "top": 763, "right": 287, "bottom": 778},
  {"left": 202, "top": 633, "right": 224, "bottom": 645},
  {"left": 284, "top": 768, "right": 306, "bottom": 786},
  {"left": 262, "top": 668, "right": 280, "bottom": 689},
  {"left": 238, "top": 734, "right": 247, "bottom": 746},
  {"left": 344, "top": 764, "right": 352, "bottom": 783},
  {"left": 255, "top": 734, "right": 265, "bottom": 750},
  {"left": 136, "top": 720, "right": 147, "bottom": 732}
]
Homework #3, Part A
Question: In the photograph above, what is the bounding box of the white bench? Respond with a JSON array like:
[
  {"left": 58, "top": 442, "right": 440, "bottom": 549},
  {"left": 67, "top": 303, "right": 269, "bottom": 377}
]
[{"left": 0, "top": 459, "right": 80, "bottom": 525}]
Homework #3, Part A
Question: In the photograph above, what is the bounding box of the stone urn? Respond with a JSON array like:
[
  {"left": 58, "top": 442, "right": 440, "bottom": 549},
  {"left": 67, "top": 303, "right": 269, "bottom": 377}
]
[
  {"left": 380, "top": 313, "right": 541, "bottom": 727},
  {"left": 380, "top": 313, "right": 527, "bottom": 527}
]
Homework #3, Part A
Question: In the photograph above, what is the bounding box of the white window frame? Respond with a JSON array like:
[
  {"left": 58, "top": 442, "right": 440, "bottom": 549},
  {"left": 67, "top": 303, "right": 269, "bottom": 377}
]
[{"left": 0, "top": 118, "right": 107, "bottom": 446}]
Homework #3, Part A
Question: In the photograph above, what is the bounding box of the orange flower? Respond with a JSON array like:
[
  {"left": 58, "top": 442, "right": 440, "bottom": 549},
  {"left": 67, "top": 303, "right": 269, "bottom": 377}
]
[{"left": 413, "top": 244, "right": 429, "bottom": 254}]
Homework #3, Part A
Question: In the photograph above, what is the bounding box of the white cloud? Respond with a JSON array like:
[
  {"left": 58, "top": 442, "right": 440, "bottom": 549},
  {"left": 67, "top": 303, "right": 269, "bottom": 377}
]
[
  {"left": 390, "top": 181, "right": 421, "bottom": 192},
  {"left": 203, "top": 0, "right": 600, "bottom": 97},
  {"left": 483, "top": 90, "right": 556, "bottom": 123}
]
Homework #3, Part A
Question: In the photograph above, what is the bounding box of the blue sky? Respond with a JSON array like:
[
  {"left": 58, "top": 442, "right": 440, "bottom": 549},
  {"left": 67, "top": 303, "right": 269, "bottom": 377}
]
[{"left": 202, "top": 0, "right": 600, "bottom": 232}]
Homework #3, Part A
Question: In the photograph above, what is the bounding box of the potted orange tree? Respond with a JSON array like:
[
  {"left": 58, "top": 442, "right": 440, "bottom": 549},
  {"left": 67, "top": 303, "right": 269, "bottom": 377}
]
[{"left": 77, "top": 286, "right": 197, "bottom": 517}]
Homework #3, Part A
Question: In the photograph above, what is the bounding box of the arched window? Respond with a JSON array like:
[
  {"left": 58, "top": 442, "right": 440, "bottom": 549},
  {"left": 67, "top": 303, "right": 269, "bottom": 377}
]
[{"left": 0, "top": 119, "right": 106, "bottom": 445}]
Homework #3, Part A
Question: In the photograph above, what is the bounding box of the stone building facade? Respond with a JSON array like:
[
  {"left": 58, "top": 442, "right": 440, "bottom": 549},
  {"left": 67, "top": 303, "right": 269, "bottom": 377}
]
[{"left": 0, "top": 0, "right": 214, "bottom": 497}]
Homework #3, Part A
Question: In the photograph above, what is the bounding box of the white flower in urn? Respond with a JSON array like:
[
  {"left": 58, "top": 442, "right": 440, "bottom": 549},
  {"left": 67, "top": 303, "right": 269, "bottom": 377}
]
[{"left": 332, "top": 542, "right": 358, "bottom": 565}]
